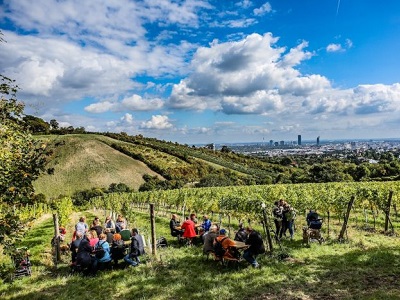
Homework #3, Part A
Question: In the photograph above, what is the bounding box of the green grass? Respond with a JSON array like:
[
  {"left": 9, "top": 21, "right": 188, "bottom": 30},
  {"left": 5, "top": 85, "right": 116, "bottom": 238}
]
[
  {"left": 1, "top": 209, "right": 400, "bottom": 300},
  {"left": 33, "top": 134, "right": 161, "bottom": 200}
]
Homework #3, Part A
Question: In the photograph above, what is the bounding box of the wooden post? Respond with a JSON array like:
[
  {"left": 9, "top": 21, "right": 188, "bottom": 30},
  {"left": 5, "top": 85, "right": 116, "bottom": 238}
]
[
  {"left": 262, "top": 205, "right": 273, "bottom": 253},
  {"left": 52, "top": 213, "right": 61, "bottom": 265},
  {"left": 338, "top": 196, "right": 355, "bottom": 241},
  {"left": 228, "top": 215, "right": 231, "bottom": 238},
  {"left": 384, "top": 191, "right": 393, "bottom": 232},
  {"left": 327, "top": 210, "right": 330, "bottom": 238},
  {"left": 150, "top": 203, "right": 157, "bottom": 257}
]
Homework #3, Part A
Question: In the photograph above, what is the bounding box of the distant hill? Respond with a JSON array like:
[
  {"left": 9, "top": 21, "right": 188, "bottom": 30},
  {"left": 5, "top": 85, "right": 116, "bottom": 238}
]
[{"left": 33, "top": 134, "right": 162, "bottom": 200}]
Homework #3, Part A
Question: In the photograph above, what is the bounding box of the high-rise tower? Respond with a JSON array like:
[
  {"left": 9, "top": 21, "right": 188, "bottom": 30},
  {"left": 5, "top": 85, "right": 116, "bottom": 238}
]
[{"left": 298, "top": 135, "right": 302, "bottom": 146}]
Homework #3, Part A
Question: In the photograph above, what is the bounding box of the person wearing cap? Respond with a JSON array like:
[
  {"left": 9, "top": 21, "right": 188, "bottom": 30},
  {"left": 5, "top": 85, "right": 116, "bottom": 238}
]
[{"left": 214, "top": 229, "right": 237, "bottom": 258}]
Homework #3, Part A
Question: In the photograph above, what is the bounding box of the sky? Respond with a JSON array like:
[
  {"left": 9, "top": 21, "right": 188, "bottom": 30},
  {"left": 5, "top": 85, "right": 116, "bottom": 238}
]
[{"left": 1, "top": 0, "right": 400, "bottom": 144}]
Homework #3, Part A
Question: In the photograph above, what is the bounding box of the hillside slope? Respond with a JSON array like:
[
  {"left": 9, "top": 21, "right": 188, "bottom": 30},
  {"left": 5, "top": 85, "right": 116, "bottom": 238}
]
[{"left": 33, "top": 135, "right": 162, "bottom": 199}]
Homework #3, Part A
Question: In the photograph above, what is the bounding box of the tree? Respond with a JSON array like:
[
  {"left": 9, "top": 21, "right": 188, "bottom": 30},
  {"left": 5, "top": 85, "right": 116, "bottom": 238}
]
[
  {"left": 23, "top": 114, "right": 50, "bottom": 134},
  {"left": 0, "top": 72, "right": 49, "bottom": 256},
  {"left": 50, "top": 119, "right": 59, "bottom": 130}
]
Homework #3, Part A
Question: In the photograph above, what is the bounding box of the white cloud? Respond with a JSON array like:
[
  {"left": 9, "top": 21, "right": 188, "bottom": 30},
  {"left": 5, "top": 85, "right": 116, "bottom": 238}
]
[
  {"left": 253, "top": 2, "right": 272, "bottom": 16},
  {"left": 237, "top": 0, "right": 253, "bottom": 9},
  {"left": 85, "top": 101, "right": 118, "bottom": 113},
  {"left": 326, "top": 43, "right": 343, "bottom": 52},
  {"left": 140, "top": 115, "right": 173, "bottom": 129},
  {"left": 169, "top": 33, "right": 331, "bottom": 114},
  {"left": 121, "top": 113, "right": 134, "bottom": 124},
  {"left": 121, "top": 95, "right": 164, "bottom": 111}
]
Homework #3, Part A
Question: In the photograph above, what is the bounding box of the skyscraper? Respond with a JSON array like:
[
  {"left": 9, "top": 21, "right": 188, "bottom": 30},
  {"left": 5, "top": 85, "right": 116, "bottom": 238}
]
[
  {"left": 317, "top": 136, "right": 320, "bottom": 146},
  {"left": 298, "top": 135, "right": 301, "bottom": 146}
]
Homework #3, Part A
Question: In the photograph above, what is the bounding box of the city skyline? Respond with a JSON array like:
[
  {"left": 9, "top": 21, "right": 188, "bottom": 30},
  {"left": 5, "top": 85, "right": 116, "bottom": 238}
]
[{"left": 1, "top": 1, "right": 400, "bottom": 144}]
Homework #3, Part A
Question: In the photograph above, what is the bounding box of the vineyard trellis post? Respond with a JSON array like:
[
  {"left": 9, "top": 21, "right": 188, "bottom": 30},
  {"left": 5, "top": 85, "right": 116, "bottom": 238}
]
[
  {"left": 384, "top": 190, "right": 393, "bottom": 233},
  {"left": 52, "top": 213, "right": 61, "bottom": 266},
  {"left": 261, "top": 203, "right": 273, "bottom": 253},
  {"left": 149, "top": 203, "right": 157, "bottom": 257},
  {"left": 338, "top": 196, "right": 355, "bottom": 242}
]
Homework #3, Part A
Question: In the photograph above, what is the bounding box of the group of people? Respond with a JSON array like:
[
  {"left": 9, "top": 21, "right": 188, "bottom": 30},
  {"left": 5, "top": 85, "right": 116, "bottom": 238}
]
[
  {"left": 272, "top": 199, "right": 296, "bottom": 240},
  {"left": 69, "top": 215, "right": 145, "bottom": 275},
  {"left": 170, "top": 214, "right": 265, "bottom": 268}
]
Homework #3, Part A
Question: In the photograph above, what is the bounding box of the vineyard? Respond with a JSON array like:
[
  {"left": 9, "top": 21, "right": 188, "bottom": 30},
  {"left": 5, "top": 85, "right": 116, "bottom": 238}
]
[{"left": 91, "top": 181, "right": 400, "bottom": 235}]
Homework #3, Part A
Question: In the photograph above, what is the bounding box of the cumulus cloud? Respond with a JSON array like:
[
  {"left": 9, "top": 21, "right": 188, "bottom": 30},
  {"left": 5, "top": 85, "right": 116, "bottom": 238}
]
[
  {"left": 121, "top": 95, "right": 164, "bottom": 111},
  {"left": 140, "top": 115, "right": 173, "bottom": 129},
  {"left": 253, "top": 2, "right": 272, "bottom": 16},
  {"left": 169, "top": 33, "right": 330, "bottom": 114},
  {"left": 326, "top": 43, "right": 343, "bottom": 52}
]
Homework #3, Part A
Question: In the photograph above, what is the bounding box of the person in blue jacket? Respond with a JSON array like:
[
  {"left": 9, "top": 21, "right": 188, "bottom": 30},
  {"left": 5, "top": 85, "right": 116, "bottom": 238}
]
[{"left": 95, "top": 233, "right": 112, "bottom": 271}]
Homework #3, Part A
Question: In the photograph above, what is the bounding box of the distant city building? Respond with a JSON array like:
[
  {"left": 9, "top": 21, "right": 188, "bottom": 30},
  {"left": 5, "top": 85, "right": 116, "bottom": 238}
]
[
  {"left": 317, "top": 136, "right": 320, "bottom": 146},
  {"left": 269, "top": 140, "right": 273, "bottom": 146},
  {"left": 280, "top": 140, "right": 285, "bottom": 146},
  {"left": 298, "top": 135, "right": 301, "bottom": 145},
  {"left": 274, "top": 142, "right": 279, "bottom": 146}
]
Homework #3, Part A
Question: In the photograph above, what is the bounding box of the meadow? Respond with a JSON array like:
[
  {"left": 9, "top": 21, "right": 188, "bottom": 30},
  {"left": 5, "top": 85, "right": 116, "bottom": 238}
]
[{"left": 1, "top": 207, "right": 400, "bottom": 300}]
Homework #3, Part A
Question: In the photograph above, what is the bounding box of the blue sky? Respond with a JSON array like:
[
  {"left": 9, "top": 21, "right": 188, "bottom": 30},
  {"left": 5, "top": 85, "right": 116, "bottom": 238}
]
[{"left": 1, "top": 0, "right": 400, "bottom": 144}]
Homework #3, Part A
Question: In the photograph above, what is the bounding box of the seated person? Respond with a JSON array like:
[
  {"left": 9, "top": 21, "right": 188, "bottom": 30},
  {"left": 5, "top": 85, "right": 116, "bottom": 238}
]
[
  {"left": 69, "top": 232, "right": 83, "bottom": 264},
  {"left": 203, "top": 225, "right": 218, "bottom": 254},
  {"left": 306, "top": 210, "right": 322, "bottom": 229},
  {"left": 110, "top": 233, "right": 125, "bottom": 266},
  {"left": 104, "top": 216, "right": 116, "bottom": 233},
  {"left": 119, "top": 224, "right": 131, "bottom": 241},
  {"left": 115, "top": 215, "right": 127, "bottom": 233},
  {"left": 87, "top": 230, "right": 99, "bottom": 248},
  {"left": 105, "top": 228, "right": 114, "bottom": 244},
  {"left": 213, "top": 229, "right": 238, "bottom": 259},
  {"left": 95, "top": 233, "right": 112, "bottom": 270},
  {"left": 234, "top": 223, "right": 247, "bottom": 242},
  {"left": 169, "top": 214, "right": 183, "bottom": 237},
  {"left": 76, "top": 235, "right": 96, "bottom": 276},
  {"left": 181, "top": 216, "right": 197, "bottom": 244},
  {"left": 90, "top": 219, "right": 103, "bottom": 237},
  {"left": 124, "top": 228, "right": 145, "bottom": 267},
  {"left": 200, "top": 215, "right": 212, "bottom": 232}
]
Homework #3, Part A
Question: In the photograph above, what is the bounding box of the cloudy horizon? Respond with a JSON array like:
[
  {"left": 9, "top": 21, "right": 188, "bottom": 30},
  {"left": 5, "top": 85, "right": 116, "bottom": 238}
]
[{"left": 1, "top": 0, "right": 400, "bottom": 144}]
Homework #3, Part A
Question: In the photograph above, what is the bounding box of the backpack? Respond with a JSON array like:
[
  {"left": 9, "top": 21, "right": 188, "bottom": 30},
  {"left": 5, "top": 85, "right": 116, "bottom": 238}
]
[
  {"left": 156, "top": 236, "right": 168, "bottom": 248},
  {"left": 94, "top": 241, "right": 106, "bottom": 259},
  {"left": 213, "top": 237, "right": 228, "bottom": 258}
]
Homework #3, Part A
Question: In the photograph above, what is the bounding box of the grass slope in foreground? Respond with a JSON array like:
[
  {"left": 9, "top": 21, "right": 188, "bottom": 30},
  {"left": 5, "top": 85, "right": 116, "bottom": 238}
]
[
  {"left": 33, "top": 134, "right": 162, "bottom": 200},
  {"left": 1, "top": 209, "right": 400, "bottom": 300}
]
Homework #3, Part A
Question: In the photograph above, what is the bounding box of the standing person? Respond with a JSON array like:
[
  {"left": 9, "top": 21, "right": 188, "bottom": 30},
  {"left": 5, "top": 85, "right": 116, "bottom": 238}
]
[
  {"left": 75, "top": 216, "right": 88, "bottom": 236},
  {"left": 243, "top": 226, "right": 265, "bottom": 268},
  {"left": 272, "top": 201, "right": 283, "bottom": 239},
  {"left": 181, "top": 216, "right": 197, "bottom": 245},
  {"left": 282, "top": 204, "right": 296, "bottom": 240},
  {"left": 169, "top": 214, "right": 183, "bottom": 237},
  {"left": 104, "top": 216, "right": 116, "bottom": 233},
  {"left": 124, "top": 228, "right": 145, "bottom": 267}
]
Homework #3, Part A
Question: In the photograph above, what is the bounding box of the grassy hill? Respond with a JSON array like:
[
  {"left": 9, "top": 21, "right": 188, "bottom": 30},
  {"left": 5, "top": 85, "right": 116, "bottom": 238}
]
[{"left": 33, "top": 134, "right": 162, "bottom": 200}]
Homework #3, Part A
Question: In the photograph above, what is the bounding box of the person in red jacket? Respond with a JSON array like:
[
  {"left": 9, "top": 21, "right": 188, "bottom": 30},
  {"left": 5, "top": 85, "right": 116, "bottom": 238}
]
[{"left": 181, "top": 216, "right": 197, "bottom": 245}]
